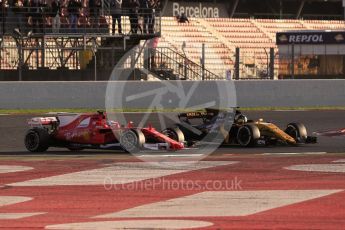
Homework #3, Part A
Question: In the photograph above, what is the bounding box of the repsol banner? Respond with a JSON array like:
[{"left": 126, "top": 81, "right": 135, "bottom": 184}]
[
  {"left": 277, "top": 31, "right": 345, "bottom": 45},
  {"left": 163, "top": 1, "right": 229, "bottom": 18}
]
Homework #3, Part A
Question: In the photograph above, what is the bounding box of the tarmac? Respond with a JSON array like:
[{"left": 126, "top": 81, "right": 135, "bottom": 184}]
[{"left": 0, "top": 110, "right": 344, "bottom": 229}]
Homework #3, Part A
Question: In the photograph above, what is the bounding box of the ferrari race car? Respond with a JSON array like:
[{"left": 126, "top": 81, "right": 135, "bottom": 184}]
[
  {"left": 163, "top": 109, "right": 317, "bottom": 147},
  {"left": 24, "top": 111, "right": 184, "bottom": 152}
]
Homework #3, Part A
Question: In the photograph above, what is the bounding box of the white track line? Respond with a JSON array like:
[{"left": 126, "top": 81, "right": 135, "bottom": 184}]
[
  {"left": 263, "top": 152, "right": 327, "bottom": 155},
  {"left": 46, "top": 220, "right": 213, "bottom": 230},
  {"left": 0, "top": 165, "right": 33, "bottom": 174},
  {"left": 96, "top": 190, "right": 341, "bottom": 218},
  {"left": 333, "top": 159, "right": 345, "bottom": 163},
  {"left": 286, "top": 164, "right": 345, "bottom": 173},
  {"left": 0, "top": 196, "right": 44, "bottom": 219},
  {"left": 0, "top": 213, "right": 45, "bottom": 220},
  {"left": 0, "top": 196, "right": 32, "bottom": 207},
  {"left": 274, "top": 110, "right": 307, "bottom": 112},
  {"left": 9, "top": 161, "right": 236, "bottom": 187},
  {"left": 137, "top": 154, "right": 204, "bottom": 157}
]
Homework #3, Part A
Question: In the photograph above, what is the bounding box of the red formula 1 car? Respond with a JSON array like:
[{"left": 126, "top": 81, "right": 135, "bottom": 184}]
[{"left": 24, "top": 111, "right": 184, "bottom": 152}]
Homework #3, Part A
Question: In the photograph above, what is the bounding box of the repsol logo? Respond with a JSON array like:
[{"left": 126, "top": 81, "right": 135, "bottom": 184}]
[
  {"left": 289, "top": 34, "right": 324, "bottom": 43},
  {"left": 173, "top": 2, "right": 219, "bottom": 18}
]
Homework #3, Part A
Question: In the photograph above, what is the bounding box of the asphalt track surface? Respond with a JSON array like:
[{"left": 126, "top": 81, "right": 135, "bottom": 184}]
[{"left": 0, "top": 110, "right": 345, "bottom": 229}]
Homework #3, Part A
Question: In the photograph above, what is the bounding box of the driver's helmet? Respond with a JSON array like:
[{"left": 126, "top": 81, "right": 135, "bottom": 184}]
[{"left": 234, "top": 114, "right": 248, "bottom": 124}]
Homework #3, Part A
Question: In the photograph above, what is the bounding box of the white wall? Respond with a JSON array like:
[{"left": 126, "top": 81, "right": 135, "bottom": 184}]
[{"left": 0, "top": 80, "right": 344, "bottom": 109}]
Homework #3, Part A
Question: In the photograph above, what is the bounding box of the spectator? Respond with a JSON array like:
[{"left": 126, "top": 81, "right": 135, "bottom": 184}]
[
  {"left": 23, "top": 0, "right": 32, "bottom": 33},
  {"left": 147, "top": 36, "right": 159, "bottom": 69},
  {"left": 89, "top": 0, "right": 101, "bottom": 29},
  {"left": 89, "top": 0, "right": 95, "bottom": 26},
  {"left": 68, "top": 0, "right": 81, "bottom": 33},
  {"left": 51, "top": 0, "right": 60, "bottom": 33},
  {"left": 12, "top": 0, "right": 25, "bottom": 34},
  {"left": 0, "top": 0, "right": 7, "bottom": 34},
  {"left": 128, "top": 0, "right": 139, "bottom": 34},
  {"left": 178, "top": 12, "right": 189, "bottom": 23},
  {"left": 138, "top": 0, "right": 148, "bottom": 33},
  {"left": 30, "top": 0, "right": 45, "bottom": 33},
  {"left": 78, "top": 7, "right": 90, "bottom": 32},
  {"left": 111, "top": 0, "right": 122, "bottom": 34},
  {"left": 148, "top": 0, "right": 158, "bottom": 34}
]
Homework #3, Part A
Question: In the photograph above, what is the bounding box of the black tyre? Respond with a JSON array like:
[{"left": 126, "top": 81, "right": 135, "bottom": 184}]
[
  {"left": 285, "top": 123, "right": 308, "bottom": 142},
  {"left": 24, "top": 128, "right": 50, "bottom": 152},
  {"left": 236, "top": 124, "right": 261, "bottom": 147},
  {"left": 161, "top": 127, "right": 185, "bottom": 143},
  {"left": 119, "top": 129, "right": 146, "bottom": 153}
]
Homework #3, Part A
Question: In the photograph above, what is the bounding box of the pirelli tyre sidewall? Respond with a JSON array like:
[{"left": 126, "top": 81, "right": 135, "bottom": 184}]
[
  {"left": 285, "top": 122, "right": 308, "bottom": 142},
  {"left": 161, "top": 126, "right": 185, "bottom": 143},
  {"left": 24, "top": 128, "right": 50, "bottom": 152},
  {"left": 236, "top": 124, "right": 261, "bottom": 147},
  {"left": 120, "top": 129, "right": 146, "bottom": 153}
]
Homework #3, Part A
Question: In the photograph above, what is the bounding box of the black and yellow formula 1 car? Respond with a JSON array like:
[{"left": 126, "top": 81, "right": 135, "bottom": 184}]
[{"left": 162, "top": 108, "right": 317, "bottom": 147}]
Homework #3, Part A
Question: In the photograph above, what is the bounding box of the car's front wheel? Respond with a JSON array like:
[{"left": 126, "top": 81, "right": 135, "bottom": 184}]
[
  {"left": 24, "top": 128, "right": 50, "bottom": 152},
  {"left": 236, "top": 124, "right": 261, "bottom": 147},
  {"left": 285, "top": 123, "right": 308, "bottom": 142},
  {"left": 119, "top": 129, "right": 146, "bottom": 153},
  {"left": 161, "top": 127, "right": 185, "bottom": 143}
]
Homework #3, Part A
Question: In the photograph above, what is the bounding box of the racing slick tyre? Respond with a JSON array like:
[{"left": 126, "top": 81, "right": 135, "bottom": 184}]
[
  {"left": 285, "top": 123, "right": 308, "bottom": 142},
  {"left": 24, "top": 128, "right": 50, "bottom": 152},
  {"left": 120, "top": 129, "right": 146, "bottom": 153},
  {"left": 236, "top": 124, "right": 261, "bottom": 147},
  {"left": 161, "top": 127, "right": 185, "bottom": 143}
]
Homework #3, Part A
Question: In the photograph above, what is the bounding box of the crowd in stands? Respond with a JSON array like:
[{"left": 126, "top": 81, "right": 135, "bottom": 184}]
[{"left": 0, "top": 0, "right": 160, "bottom": 35}]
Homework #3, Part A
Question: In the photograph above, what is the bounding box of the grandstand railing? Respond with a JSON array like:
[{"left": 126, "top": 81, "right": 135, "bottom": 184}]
[
  {"left": 117, "top": 45, "right": 220, "bottom": 80},
  {"left": 152, "top": 47, "right": 222, "bottom": 80},
  {"left": 0, "top": 6, "right": 161, "bottom": 37},
  {"left": 120, "top": 46, "right": 223, "bottom": 80}
]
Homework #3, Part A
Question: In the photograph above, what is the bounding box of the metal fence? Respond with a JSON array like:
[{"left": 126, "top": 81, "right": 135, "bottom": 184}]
[
  {"left": 0, "top": 36, "right": 101, "bottom": 70},
  {"left": 0, "top": 6, "right": 161, "bottom": 36},
  {"left": 238, "top": 47, "right": 277, "bottom": 80},
  {"left": 0, "top": 6, "right": 162, "bottom": 80}
]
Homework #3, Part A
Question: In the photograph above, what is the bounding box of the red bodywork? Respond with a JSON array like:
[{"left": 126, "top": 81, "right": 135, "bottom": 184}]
[
  {"left": 54, "top": 113, "right": 117, "bottom": 145},
  {"left": 28, "top": 112, "right": 184, "bottom": 151}
]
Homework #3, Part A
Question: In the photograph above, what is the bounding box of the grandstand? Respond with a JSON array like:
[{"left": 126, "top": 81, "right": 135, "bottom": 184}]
[
  {"left": 160, "top": 16, "right": 345, "bottom": 78},
  {"left": 1, "top": 0, "right": 345, "bottom": 80}
]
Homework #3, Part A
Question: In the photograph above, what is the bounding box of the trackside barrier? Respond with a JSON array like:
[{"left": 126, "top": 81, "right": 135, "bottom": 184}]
[{"left": 0, "top": 80, "right": 344, "bottom": 109}]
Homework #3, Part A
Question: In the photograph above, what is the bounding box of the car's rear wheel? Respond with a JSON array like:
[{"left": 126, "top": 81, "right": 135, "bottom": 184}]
[
  {"left": 285, "top": 123, "right": 307, "bottom": 142},
  {"left": 161, "top": 127, "right": 185, "bottom": 143},
  {"left": 120, "top": 129, "right": 145, "bottom": 153},
  {"left": 236, "top": 124, "right": 260, "bottom": 147},
  {"left": 24, "top": 128, "right": 50, "bottom": 152}
]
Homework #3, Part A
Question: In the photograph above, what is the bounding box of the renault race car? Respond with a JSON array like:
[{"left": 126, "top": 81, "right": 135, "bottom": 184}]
[
  {"left": 162, "top": 108, "right": 317, "bottom": 147},
  {"left": 24, "top": 111, "right": 184, "bottom": 152}
]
